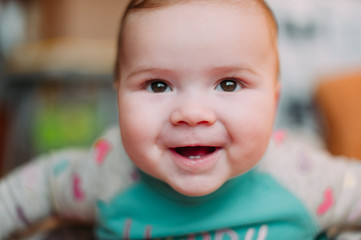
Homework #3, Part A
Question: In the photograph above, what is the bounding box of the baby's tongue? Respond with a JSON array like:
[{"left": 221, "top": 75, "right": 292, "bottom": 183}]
[{"left": 175, "top": 146, "right": 214, "bottom": 158}]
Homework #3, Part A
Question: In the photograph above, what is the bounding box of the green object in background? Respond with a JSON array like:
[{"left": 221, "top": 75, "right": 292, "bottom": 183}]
[{"left": 32, "top": 102, "right": 102, "bottom": 153}]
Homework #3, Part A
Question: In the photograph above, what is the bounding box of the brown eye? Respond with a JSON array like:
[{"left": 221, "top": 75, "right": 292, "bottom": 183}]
[
  {"left": 216, "top": 79, "right": 241, "bottom": 92},
  {"left": 147, "top": 81, "right": 171, "bottom": 93}
]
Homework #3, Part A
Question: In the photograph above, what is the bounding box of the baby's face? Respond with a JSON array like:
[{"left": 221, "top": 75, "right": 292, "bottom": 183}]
[{"left": 117, "top": 1, "right": 280, "bottom": 196}]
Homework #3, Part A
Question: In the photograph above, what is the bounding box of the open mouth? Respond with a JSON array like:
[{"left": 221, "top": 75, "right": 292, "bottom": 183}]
[{"left": 171, "top": 146, "right": 219, "bottom": 159}]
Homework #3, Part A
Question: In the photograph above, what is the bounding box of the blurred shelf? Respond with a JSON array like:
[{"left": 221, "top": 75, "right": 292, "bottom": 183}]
[{"left": 4, "top": 38, "right": 117, "bottom": 82}]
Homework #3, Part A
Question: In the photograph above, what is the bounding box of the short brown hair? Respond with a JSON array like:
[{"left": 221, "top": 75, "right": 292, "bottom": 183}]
[{"left": 114, "top": 0, "right": 278, "bottom": 81}]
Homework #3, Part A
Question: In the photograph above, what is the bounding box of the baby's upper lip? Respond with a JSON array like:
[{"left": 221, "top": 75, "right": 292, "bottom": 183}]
[
  {"left": 160, "top": 127, "right": 225, "bottom": 145},
  {"left": 168, "top": 143, "right": 223, "bottom": 149}
]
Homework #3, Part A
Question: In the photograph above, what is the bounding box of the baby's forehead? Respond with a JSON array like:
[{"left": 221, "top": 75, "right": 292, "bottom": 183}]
[
  {"left": 123, "top": 0, "right": 277, "bottom": 38},
  {"left": 115, "top": 0, "right": 279, "bottom": 81}
]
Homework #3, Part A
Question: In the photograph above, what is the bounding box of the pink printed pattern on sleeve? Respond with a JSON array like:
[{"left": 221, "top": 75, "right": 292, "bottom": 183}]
[
  {"left": 73, "top": 174, "right": 86, "bottom": 201},
  {"left": 317, "top": 188, "right": 334, "bottom": 216},
  {"left": 94, "top": 139, "right": 112, "bottom": 165},
  {"left": 273, "top": 130, "right": 288, "bottom": 145}
]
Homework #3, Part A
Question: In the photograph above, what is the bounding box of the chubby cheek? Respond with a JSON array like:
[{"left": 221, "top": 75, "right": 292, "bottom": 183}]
[
  {"left": 228, "top": 132, "right": 270, "bottom": 177},
  {"left": 118, "top": 96, "right": 147, "bottom": 154},
  {"left": 226, "top": 101, "right": 276, "bottom": 176},
  {"left": 117, "top": 94, "right": 165, "bottom": 173}
]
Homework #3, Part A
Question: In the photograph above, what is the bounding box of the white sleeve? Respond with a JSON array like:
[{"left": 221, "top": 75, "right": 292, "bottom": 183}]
[
  {"left": 0, "top": 126, "right": 136, "bottom": 240},
  {"left": 260, "top": 130, "right": 361, "bottom": 229}
]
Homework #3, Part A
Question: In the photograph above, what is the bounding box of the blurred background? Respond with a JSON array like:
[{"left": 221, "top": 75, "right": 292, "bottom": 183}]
[
  {"left": 0, "top": 0, "right": 121, "bottom": 173},
  {"left": 0, "top": 0, "right": 361, "bottom": 174}
]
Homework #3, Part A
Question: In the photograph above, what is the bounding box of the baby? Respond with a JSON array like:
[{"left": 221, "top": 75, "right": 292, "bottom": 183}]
[{"left": 1, "top": 0, "right": 361, "bottom": 239}]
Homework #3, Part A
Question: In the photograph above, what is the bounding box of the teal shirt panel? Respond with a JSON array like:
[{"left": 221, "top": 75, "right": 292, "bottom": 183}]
[{"left": 96, "top": 170, "right": 319, "bottom": 239}]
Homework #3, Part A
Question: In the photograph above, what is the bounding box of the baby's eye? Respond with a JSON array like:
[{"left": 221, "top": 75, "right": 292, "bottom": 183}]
[
  {"left": 215, "top": 79, "right": 242, "bottom": 92},
  {"left": 146, "top": 81, "right": 172, "bottom": 93}
]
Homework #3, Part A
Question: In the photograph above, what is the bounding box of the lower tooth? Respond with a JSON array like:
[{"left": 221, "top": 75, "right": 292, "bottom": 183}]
[{"left": 189, "top": 156, "right": 201, "bottom": 160}]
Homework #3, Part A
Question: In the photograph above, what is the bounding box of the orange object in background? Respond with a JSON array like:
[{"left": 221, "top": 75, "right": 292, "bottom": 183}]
[
  {"left": 28, "top": 0, "right": 123, "bottom": 41},
  {"left": 315, "top": 71, "right": 361, "bottom": 160}
]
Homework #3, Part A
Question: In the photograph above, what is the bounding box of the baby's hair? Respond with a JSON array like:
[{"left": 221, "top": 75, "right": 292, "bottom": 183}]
[{"left": 114, "top": 0, "right": 279, "bottom": 82}]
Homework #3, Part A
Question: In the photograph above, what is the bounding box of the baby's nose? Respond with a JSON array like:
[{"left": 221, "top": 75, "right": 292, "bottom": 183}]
[{"left": 170, "top": 102, "right": 216, "bottom": 127}]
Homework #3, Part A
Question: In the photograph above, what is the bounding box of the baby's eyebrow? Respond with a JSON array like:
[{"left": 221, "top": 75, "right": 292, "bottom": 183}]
[
  {"left": 126, "top": 67, "right": 175, "bottom": 79},
  {"left": 125, "top": 65, "right": 259, "bottom": 80},
  {"left": 208, "top": 65, "right": 256, "bottom": 75},
  {"left": 207, "top": 65, "right": 259, "bottom": 78}
]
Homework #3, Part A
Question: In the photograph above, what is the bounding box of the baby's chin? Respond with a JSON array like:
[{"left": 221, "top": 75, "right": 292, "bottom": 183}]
[{"left": 167, "top": 175, "right": 228, "bottom": 197}]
